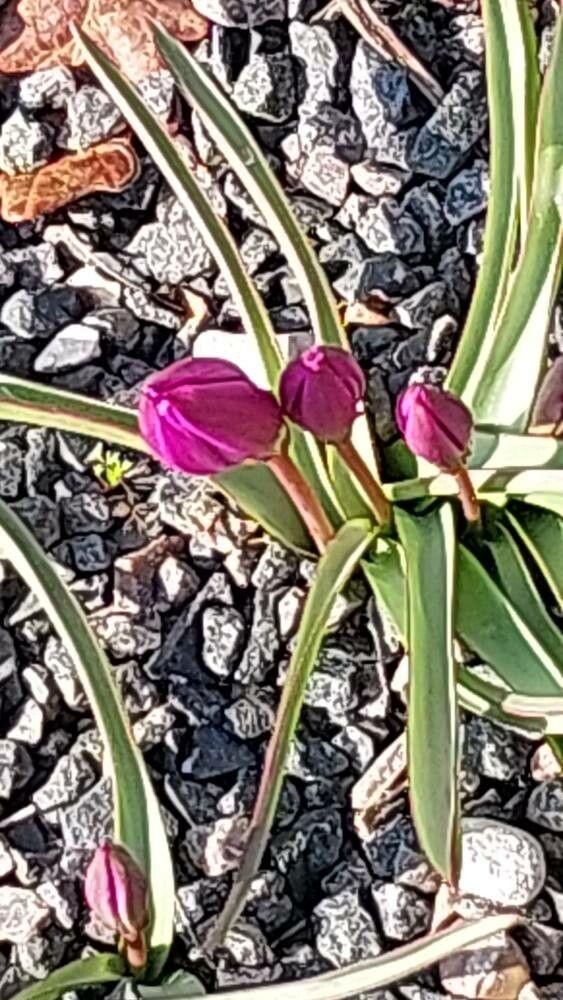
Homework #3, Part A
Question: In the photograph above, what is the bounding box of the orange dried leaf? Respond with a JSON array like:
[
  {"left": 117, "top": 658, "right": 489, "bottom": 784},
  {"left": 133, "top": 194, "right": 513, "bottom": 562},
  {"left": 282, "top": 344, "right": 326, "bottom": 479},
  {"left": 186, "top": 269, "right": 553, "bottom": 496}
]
[
  {"left": 0, "top": 0, "right": 208, "bottom": 80},
  {"left": 0, "top": 139, "right": 140, "bottom": 221}
]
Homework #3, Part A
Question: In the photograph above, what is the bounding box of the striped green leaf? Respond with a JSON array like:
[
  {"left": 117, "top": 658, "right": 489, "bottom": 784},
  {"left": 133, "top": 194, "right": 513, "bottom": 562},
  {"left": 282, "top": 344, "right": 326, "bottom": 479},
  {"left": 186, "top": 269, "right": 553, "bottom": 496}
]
[
  {"left": 9, "top": 955, "right": 126, "bottom": 1000},
  {"left": 506, "top": 501, "right": 563, "bottom": 607},
  {"left": 395, "top": 506, "right": 460, "bottom": 885},
  {"left": 210, "top": 520, "right": 373, "bottom": 946},
  {"left": 0, "top": 502, "right": 174, "bottom": 978}
]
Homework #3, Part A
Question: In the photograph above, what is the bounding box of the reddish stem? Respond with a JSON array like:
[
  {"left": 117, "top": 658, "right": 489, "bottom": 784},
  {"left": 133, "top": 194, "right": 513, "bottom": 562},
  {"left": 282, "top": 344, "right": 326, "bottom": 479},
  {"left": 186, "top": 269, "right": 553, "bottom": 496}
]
[
  {"left": 454, "top": 466, "right": 480, "bottom": 523},
  {"left": 336, "top": 437, "right": 391, "bottom": 527},
  {"left": 268, "top": 450, "right": 334, "bottom": 552}
]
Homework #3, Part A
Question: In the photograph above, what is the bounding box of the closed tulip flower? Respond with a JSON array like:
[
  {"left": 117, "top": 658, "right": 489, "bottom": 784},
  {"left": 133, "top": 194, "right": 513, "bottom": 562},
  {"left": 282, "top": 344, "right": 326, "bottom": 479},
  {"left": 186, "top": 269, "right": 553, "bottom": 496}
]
[
  {"left": 85, "top": 843, "right": 148, "bottom": 969},
  {"left": 396, "top": 383, "right": 479, "bottom": 521},
  {"left": 139, "top": 357, "right": 284, "bottom": 476},
  {"left": 280, "top": 346, "right": 390, "bottom": 525},
  {"left": 280, "top": 345, "right": 365, "bottom": 443}
]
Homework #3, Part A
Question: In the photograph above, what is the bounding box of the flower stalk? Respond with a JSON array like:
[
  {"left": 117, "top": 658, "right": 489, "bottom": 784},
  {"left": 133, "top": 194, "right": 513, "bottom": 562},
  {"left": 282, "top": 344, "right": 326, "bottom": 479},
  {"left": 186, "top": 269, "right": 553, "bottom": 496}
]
[
  {"left": 268, "top": 447, "right": 335, "bottom": 552},
  {"left": 336, "top": 437, "right": 391, "bottom": 527}
]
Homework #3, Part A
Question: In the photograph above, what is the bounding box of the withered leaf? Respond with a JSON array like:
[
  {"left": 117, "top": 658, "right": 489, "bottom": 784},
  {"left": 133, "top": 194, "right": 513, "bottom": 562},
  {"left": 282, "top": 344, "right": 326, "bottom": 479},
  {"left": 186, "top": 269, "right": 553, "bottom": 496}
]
[
  {"left": 0, "top": 0, "right": 208, "bottom": 81},
  {"left": 0, "top": 138, "right": 140, "bottom": 221}
]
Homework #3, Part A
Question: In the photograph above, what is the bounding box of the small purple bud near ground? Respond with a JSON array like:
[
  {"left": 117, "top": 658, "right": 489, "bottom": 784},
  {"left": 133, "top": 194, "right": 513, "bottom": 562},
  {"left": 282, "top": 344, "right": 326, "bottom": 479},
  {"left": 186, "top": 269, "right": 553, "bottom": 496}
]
[
  {"left": 396, "top": 383, "right": 479, "bottom": 522},
  {"left": 281, "top": 346, "right": 391, "bottom": 526},
  {"left": 85, "top": 843, "right": 149, "bottom": 971}
]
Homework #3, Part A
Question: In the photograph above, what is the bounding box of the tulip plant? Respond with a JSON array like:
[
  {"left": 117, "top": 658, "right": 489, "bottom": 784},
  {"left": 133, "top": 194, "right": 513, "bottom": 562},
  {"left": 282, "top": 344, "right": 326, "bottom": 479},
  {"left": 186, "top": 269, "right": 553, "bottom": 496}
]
[{"left": 2, "top": 2, "right": 562, "bottom": 999}]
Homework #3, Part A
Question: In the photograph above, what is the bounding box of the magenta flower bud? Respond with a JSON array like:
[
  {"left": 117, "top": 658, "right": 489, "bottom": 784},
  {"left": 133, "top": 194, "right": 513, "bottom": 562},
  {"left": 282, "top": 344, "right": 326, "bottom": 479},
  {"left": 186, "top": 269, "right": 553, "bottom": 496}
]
[
  {"left": 531, "top": 356, "right": 563, "bottom": 433},
  {"left": 139, "top": 357, "right": 284, "bottom": 475},
  {"left": 396, "top": 383, "right": 473, "bottom": 471},
  {"left": 280, "top": 346, "right": 366, "bottom": 443},
  {"left": 85, "top": 843, "right": 149, "bottom": 943}
]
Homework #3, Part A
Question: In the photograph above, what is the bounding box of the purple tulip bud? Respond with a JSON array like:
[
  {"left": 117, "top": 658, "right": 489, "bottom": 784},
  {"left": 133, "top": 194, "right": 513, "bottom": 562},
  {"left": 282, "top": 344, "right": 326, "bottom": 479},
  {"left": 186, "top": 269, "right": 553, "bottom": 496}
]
[
  {"left": 84, "top": 843, "right": 149, "bottom": 943},
  {"left": 280, "top": 346, "right": 365, "bottom": 443},
  {"left": 532, "top": 356, "right": 563, "bottom": 433},
  {"left": 396, "top": 384, "right": 473, "bottom": 471},
  {"left": 139, "top": 357, "right": 284, "bottom": 475}
]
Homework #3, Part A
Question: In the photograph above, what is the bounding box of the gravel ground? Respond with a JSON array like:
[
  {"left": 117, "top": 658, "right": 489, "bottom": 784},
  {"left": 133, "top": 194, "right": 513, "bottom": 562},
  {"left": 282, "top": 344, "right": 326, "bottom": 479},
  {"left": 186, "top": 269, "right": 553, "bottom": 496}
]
[{"left": 0, "top": 0, "right": 562, "bottom": 997}]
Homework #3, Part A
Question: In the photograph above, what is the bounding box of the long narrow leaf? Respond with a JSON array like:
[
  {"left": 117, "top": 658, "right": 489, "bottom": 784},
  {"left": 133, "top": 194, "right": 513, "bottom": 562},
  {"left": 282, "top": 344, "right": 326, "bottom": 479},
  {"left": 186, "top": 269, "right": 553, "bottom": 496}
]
[
  {"left": 483, "top": 521, "right": 563, "bottom": 667},
  {"left": 74, "top": 27, "right": 282, "bottom": 385},
  {"left": 0, "top": 502, "right": 174, "bottom": 977},
  {"left": 210, "top": 520, "right": 373, "bottom": 946},
  {"left": 362, "top": 540, "right": 553, "bottom": 736},
  {"left": 10, "top": 955, "right": 126, "bottom": 1000},
  {"left": 0, "top": 376, "right": 313, "bottom": 551},
  {"left": 446, "top": 0, "right": 521, "bottom": 397},
  {"left": 153, "top": 24, "right": 344, "bottom": 351},
  {"left": 457, "top": 544, "right": 563, "bottom": 696},
  {"left": 186, "top": 916, "right": 517, "bottom": 1000},
  {"left": 506, "top": 501, "right": 563, "bottom": 607},
  {"left": 153, "top": 22, "right": 379, "bottom": 482},
  {"left": 396, "top": 506, "right": 460, "bottom": 885},
  {"left": 75, "top": 26, "right": 343, "bottom": 533},
  {"left": 466, "top": 14, "right": 563, "bottom": 429}
]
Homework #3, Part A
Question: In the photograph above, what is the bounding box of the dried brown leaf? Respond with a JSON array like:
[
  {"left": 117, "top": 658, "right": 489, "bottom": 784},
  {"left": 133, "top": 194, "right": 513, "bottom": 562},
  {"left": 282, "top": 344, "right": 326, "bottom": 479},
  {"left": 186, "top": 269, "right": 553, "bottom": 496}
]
[
  {"left": 0, "top": 138, "right": 140, "bottom": 221},
  {"left": 0, "top": 0, "right": 208, "bottom": 80}
]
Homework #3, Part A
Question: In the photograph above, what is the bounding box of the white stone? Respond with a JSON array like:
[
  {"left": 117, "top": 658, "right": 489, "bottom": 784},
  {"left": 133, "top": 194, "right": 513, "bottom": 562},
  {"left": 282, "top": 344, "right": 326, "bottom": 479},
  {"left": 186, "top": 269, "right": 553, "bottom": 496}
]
[
  {"left": 459, "top": 818, "right": 546, "bottom": 907},
  {"left": 34, "top": 324, "right": 101, "bottom": 373}
]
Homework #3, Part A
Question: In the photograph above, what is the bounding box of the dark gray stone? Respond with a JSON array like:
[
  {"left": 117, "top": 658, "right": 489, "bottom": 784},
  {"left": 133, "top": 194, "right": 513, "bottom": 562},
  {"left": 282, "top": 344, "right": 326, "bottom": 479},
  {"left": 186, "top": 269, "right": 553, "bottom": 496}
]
[
  {"left": 315, "top": 889, "right": 381, "bottom": 967},
  {"left": 335, "top": 254, "right": 420, "bottom": 303},
  {"left": 0, "top": 740, "right": 33, "bottom": 798},
  {"left": 394, "top": 282, "right": 448, "bottom": 334},
  {"left": 60, "top": 86, "right": 122, "bottom": 151},
  {"left": 527, "top": 781, "right": 563, "bottom": 831},
  {"left": 34, "top": 324, "right": 101, "bottom": 373},
  {"left": 0, "top": 888, "right": 50, "bottom": 943},
  {"left": 298, "top": 101, "right": 364, "bottom": 162},
  {"left": 0, "top": 109, "right": 53, "bottom": 174},
  {"left": 59, "top": 778, "right": 113, "bottom": 852},
  {"left": 340, "top": 195, "right": 425, "bottom": 255},
  {"left": 290, "top": 21, "right": 339, "bottom": 102},
  {"left": 233, "top": 54, "right": 295, "bottom": 123},
  {"left": 372, "top": 883, "right": 432, "bottom": 941},
  {"left": 15, "top": 926, "right": 67, "bottom": 979},
  {"left": 408, "top": 70, "right": 487, "bottom": 178},
  {"left": 11, "top": 496, "right": 60, "bottom": 549},
  {"left": 181, "top": 726, "right": 254, "bottom": 779},
  {"left": 444, "top": 160, "right": 488, "bottom": 225},
  {"left": 351, "top": 40, "right": 416, "bottom": 169},
  {"left": 464, "top": 716, "right": 531, "bottom": 783},
  {"left": 193, "top": 0, "right": 286, "bottom": 26},
  {"left": 0, "top": 441, "right": 24, "bottom": 498},
  {"left": 272, "top": 808, "right": 343, "bottom": 879},
  {"left": 19, "top": 67, "right": 76, "bottom": 109},
  {"left": 202, "top": 606, "right": 246, "bottom": 677},
  {"left": 127, "top": 200, "right": 214, "bottom": 283},
  {"left": 287, "top": 737, "right": 350, "bottom": 781},
  {"left": 225, "top": 690, "right": 275, "bottom": 739}
]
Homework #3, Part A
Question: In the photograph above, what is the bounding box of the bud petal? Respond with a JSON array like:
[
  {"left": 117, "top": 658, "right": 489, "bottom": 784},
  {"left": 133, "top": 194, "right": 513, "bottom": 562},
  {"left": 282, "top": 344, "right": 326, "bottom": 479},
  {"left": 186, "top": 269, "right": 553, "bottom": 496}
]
[
  {"left": 139, "top": 357, "right": 284, "bottom": 475},
  {"left": 531, "top": 356, "right": 563, "bottom": 433},
  {"left": 85, "top": 844, "right": 149, "bottom": 941},
  {"left": 396, "top": 384, "right": 473, "bottom": 471},
  {"left": 280, "top": 346, "right": 365, "bottom": 443}
]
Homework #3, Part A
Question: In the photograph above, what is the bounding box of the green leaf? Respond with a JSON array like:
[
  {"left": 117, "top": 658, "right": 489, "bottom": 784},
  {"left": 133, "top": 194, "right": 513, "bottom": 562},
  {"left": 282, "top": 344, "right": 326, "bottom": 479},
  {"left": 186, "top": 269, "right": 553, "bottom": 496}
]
[
  {"left": 457, "top": 544, "right": 563, "bottom": 696},
  {"left": 522, "top": 493, "right": 563, "bottom": 518},
  {"left": 210, "top": 519, "right": 374, "bottom": 947},
  {"left": 506, "top": 501, "right": 563, "bottom": 607},
  {"left": 217, "top": 464, "right": 312, "bottom": 552},
  {"left": 446, "top": 0, "right": 523, "bottom": 398},
  {"left": 0, "top": 375, "right": 144, "bottom": 451},
  {"left": 75, "top": 25, "right": 343, "bottom": 537},
  {"left": 0, "top": 376, "right": 313, "bottom": 552},
  {"left": 464, "top": 15, "right": 563, "bottom": 430},
  {"left": 8, "top": 953, "right": 125, "bottom": 1000},
  {"left": 165, "top": 916, "right": 520, "bottom": 1000},
  {"left": 153, "top": 24, "right": 344, "bottom": 351},
  {"left": 152, "top": 22, "right": 379, "bottom": 478},
  {"left": 482, "top": 520, "right": 563, "bottom": 668},
  {"left": 395, "top": 506, "right": 460, "bottom": 885},
  {"left": 73, "top": 26, "right": 282, "bottom": 386},
  {"left": 139, "top": 973, "right": 206, "bottom": 999},
  {"left": 0, "top": 502, "right": 174, "bottom": 978}
]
